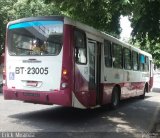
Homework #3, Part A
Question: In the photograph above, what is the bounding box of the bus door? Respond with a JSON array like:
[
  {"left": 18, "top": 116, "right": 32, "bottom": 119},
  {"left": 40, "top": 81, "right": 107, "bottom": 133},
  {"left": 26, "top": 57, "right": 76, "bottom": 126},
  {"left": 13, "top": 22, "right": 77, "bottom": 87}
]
[{"left": 88, "top": 40, "right": 102, "bottom": 104}]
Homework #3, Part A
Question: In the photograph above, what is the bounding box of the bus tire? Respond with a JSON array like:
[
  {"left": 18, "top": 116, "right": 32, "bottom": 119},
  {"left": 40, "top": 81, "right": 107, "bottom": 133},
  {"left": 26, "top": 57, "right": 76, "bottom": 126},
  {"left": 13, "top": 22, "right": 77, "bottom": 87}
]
[
  {"left": 110, "top": 87, "right": 120, "bottom": 109},
  {"left": 139, "top": 85, "right": 147, "bottom": 99}
]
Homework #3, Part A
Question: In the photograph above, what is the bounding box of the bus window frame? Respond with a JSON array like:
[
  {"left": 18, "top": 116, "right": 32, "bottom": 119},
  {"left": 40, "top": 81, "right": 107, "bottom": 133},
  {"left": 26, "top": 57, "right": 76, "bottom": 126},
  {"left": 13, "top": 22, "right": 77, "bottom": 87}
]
[
  {"left": 74, "top": 28, "right": 87, "bottom": 65},
  {"left": 144, "top": 56, "right": 149, "bottom": 72},
  {"left": 104, "top": 40, "right": 112, "bottom": 68},
  {"left": 132, "top": 51, "right": 139, "bottom": 71},
  {"left": 124, "top": 47, "right": 132, "bottom": 70},
  {"left": 113, "top": 44, "right": 123, "bottom": 69}
]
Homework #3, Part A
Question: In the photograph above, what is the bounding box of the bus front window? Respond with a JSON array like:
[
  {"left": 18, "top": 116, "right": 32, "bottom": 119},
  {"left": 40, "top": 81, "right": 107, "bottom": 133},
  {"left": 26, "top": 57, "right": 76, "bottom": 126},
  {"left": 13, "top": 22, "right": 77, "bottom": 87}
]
[{"left": 8, "top": 21, "right": 63, "bottom": 56}]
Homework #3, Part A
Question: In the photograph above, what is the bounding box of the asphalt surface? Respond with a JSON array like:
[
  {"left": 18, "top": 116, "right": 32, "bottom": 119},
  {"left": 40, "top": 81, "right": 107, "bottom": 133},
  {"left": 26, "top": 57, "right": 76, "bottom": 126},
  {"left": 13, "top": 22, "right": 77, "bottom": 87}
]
[{"left": 0, "top": 91, "right": 160, "bottom": 138}]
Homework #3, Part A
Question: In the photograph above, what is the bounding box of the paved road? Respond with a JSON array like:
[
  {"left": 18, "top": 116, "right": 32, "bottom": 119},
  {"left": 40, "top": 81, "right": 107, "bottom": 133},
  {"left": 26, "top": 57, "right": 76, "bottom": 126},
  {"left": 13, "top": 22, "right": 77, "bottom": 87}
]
[{"left": 0, "top": 92, "right": 160, "bottom": 138}]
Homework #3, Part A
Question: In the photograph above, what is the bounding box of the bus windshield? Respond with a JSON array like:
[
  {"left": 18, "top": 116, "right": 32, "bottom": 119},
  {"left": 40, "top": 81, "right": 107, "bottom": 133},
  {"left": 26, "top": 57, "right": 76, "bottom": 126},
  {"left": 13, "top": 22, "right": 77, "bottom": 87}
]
[{"left": 8, "top": 21, "right": 63, "bottom": 56}]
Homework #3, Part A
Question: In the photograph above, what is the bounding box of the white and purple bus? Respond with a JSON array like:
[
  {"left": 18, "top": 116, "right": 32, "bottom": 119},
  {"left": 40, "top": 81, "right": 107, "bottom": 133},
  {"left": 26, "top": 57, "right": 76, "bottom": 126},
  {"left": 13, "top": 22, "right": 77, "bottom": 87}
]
[{"left": 3, "top": 16, "right": 153, "bottom": 109}]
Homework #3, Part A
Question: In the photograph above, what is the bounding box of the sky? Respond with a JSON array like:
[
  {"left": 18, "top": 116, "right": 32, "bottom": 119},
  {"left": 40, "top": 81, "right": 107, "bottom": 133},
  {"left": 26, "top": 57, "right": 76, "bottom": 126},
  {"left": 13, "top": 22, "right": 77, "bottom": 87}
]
[{"left": 120, "top": 16, "right": 132, "bottom": 41}]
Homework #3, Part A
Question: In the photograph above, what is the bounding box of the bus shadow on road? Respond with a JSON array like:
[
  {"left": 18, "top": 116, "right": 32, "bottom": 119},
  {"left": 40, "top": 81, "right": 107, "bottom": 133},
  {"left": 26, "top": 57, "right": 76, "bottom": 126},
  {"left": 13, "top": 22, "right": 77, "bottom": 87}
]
[
  {"left": 9, "top": 105, "right": 110, "bottom": 123},
  {"left": 7, "top": 94, "right": 160, "bottom": 138},
  {"left": 8, "top": 96, "right": 152, "bottom": 122}
]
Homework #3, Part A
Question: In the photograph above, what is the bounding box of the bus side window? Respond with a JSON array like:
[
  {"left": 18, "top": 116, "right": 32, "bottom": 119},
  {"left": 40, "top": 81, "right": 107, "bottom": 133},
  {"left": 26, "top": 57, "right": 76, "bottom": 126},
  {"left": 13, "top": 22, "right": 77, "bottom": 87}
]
[
  {"left": 144, "top": 56, "right": 149, "bottom": 72},
  {"left": 132, "top": 51, "right": 139, "bottom": 71},
  {"left": 139, "top": 54, "right": 145, "bottom": 71},
  {"left": 104, "top": 40, "right": 112, "bottom": 67},
  {"left": 113, "top": 44, "right": 123, "bottom": 69},
  {"left": 74, "top": 29, "right": 87, "bottom": 64},
  {"left": 124, "top": 48, "right": 132, "bottom": 70}
]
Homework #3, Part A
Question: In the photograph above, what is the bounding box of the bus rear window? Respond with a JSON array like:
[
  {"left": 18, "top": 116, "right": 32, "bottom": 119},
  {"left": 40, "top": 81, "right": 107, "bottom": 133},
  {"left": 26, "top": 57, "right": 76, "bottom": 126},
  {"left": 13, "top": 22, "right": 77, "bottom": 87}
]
[{"left": 8, "top": 21, "right": 63, "bottom": 56}]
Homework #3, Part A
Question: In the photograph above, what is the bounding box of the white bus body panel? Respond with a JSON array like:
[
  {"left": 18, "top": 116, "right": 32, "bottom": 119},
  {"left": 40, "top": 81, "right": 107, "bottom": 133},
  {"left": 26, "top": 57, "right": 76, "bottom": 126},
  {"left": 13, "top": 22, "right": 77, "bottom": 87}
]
[
  {"left": 103, "top": 68, "right": 150, "bottom": 84},
  {"left": 6, "top": 48, "right": 63, "bottom": 92}
]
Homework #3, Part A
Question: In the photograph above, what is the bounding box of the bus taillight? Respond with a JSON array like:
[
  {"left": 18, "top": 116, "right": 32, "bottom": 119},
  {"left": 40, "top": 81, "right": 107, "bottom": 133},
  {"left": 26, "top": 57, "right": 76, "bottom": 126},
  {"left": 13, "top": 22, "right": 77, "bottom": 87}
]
[
  {"left": 3, "top": 67, "right": 6, "bottom": 85},
  {"left": 61, "top": 68, "right": 69, "bottom": 89},
  {"left": 62, "top": 69, "right": 68, "bottom": 76}
]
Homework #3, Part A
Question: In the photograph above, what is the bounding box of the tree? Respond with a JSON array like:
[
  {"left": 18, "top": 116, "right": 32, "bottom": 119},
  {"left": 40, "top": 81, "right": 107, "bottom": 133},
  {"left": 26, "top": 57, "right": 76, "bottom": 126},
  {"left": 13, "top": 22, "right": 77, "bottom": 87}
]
[
  {"left": 0, "top": 0, "right": 59, "bottom": 55},
  {"left": 123, "top": 0, "right": 160, "bottom": 66},
  {"left": 10, "top": 0, "right": 60, "bottom": 19},
  {"left": 0, "top": 0, "right": 160, "bottom": 66},
  {"left": 44, "top": 0, "right": 123, "bottom": 37},
  {"left": 0, "top": 0, "right": 18, "bottom": 53},
  {"left": 123, "top": 0, "right": 160, "bottom": 45}
]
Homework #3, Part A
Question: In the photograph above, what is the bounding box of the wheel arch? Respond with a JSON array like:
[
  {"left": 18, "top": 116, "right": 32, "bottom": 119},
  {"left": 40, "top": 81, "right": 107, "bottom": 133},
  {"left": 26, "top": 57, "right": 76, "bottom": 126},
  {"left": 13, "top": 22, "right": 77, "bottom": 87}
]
[
  {"left": 145, "top": 82, "right": 149, "bottom": 93},
  {"left": 112, "top": 84, "right": 121, "bottom": 99},
  {"left": 110, "top": 84, "right": 121, "bottom": 109}
]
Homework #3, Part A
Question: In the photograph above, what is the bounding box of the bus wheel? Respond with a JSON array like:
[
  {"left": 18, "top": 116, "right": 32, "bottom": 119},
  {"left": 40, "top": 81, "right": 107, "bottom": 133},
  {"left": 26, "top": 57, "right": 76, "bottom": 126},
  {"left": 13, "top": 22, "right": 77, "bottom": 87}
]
[
  {"left": 110, "top": 87, "right": 120, "bottom": 109},
  {"left": 139, "top": 85, "right": 147, "bottom": 99}
]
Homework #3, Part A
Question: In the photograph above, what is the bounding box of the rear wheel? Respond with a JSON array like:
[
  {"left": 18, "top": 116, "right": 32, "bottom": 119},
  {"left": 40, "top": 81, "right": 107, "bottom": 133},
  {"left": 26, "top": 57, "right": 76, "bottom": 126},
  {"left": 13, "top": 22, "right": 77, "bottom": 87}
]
[
  {"left": 110, "top": 87, "right": 120, "bottom": 109},
  {"left": 139, "top": 85, "right": 147, "bottom": 99}
]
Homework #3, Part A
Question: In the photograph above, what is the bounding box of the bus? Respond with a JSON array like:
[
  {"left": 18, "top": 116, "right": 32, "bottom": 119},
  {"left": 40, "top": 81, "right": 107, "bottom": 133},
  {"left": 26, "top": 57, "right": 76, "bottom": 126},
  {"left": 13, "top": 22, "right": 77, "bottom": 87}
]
[{"left": 3, "top": 16, "right": 153, "bottom": 109}]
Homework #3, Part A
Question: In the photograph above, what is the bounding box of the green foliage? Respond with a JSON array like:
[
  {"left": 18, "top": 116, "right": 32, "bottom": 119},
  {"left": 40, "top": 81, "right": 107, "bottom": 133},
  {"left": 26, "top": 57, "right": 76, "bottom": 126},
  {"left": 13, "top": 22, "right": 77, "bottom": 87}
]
[
  {"left": 0, "top": 0, "right": 160, "bottom": 66},
  {"left": 45, "top": 0, "right": 122, "bottom": 38},
  {"left": 127, "top": 0, "right": 160, "bottom": 66},
  {"left": 0, "top": 0, "right": 17, "bottom": 53},
  {"left": 0, "top": 0, "right": 124, "bottom": 53},
  {"left": 10, "top": 0, "right": 60, "bottom": 19},
  {"left": 130, "top": 0, "right": 160, "bottom": 44}
]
